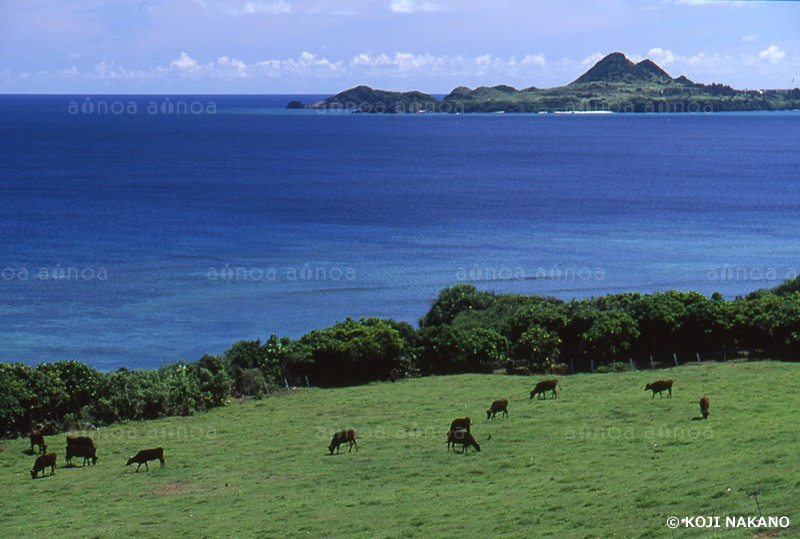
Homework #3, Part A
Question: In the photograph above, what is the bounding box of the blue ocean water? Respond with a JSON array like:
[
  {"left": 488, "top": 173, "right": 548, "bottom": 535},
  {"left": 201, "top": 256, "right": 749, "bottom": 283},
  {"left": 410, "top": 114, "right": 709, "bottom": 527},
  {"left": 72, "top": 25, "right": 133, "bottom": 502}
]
[{"left": 1, "top": 95, "right": 798, "bottom": 370}]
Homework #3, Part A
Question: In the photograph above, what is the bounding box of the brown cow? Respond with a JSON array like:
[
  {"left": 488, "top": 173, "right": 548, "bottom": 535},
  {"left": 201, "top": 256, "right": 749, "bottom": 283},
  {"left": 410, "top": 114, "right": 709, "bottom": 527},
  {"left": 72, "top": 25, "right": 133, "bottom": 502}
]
[
  {"left": 30, "top": 432, "right": 47, "bottom": 454},
  {"left": 700, "top": 397, "right": 710, "bottom": 419},
  {"left": 446, "top": 430, "right": 481, "bottom": 453},
  {"left": 66, "top": 444, "right": 97, "bottom": 466},
  {"left": 486, "top": 399, "right": 508, "bottom": 420},
  {"left": 126, "top": 447, "right": 165, "bottom": 472},
  {"left": 449, "top": 417, "right": 471, "bottom": 434},
  {"left": 328, "top": 430, "right": 358, "bottom": 454},
  {"left": 530, "top": 379, "right": 561, "bottom": 400},
  {"left": 31, "top": 453, "right": 57, "bottom": 479},
  {"left": 645, "top": 380, "right": 673, "bottom": 399}
]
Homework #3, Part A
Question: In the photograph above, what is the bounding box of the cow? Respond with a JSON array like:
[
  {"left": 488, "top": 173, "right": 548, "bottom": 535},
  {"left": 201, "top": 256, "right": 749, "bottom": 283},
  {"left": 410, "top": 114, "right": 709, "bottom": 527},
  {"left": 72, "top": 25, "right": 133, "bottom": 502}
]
[
  {"left": 30, "top": 432, "right": 47, "bottom": 454},
  {"left": 66, "top": 436, "right": 95, "bottom": 448},
  {"left": 66, "top": 443, "right": 97, "bottom": 466},
  {"left": 530, "top": 379, "right": 561, "bottom": 400},
  {"left": 645, "top": 380, "right": 673, "bottom": 399},
  {"left": 328, "top": 430, "right": 358, "bottom": 455},
  {"left": 700, "top": 397, "right": 710, "bottom": 419},
  {"left": 446, "top": 430, "right": 481, "bottom": 453},
  {"left": 126, "top": 447, "right": 165, "bottom": 472},
  {"left": 449, "top": 417, "right": 471, "bottom": 434},
  {"left": 486, "top": 399, "right": 508, "bottom": 420},
  {"left": 31, "top": 453, "right": 57, "bottom": 479}
]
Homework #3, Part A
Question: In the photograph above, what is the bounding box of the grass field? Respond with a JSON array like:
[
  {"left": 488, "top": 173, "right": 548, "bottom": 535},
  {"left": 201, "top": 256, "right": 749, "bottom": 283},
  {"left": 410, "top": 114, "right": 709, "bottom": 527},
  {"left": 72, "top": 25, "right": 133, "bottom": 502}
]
[{"left": 2, "top": 360, "right": 799, "bottom": 539}]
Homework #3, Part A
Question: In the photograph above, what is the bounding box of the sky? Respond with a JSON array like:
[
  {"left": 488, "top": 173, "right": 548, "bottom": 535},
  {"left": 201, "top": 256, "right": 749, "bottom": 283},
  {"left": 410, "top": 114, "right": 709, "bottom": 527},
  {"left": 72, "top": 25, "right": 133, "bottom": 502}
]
[{"left": 0, "top": 0, "right": 798, "bottom": 94}]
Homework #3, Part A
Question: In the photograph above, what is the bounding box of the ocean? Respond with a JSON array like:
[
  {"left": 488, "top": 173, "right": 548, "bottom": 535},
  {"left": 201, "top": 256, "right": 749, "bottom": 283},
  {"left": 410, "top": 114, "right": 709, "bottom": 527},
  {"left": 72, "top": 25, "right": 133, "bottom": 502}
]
[{"left": 1, "top": 94, "right": 798, "bottom": 370}]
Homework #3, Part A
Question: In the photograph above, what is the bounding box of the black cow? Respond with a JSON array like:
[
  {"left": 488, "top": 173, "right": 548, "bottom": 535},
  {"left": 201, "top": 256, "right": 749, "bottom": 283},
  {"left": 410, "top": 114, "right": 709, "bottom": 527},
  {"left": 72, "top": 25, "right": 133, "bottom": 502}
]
[
  {"left": 126, "top": 447, "right": 165, "bottom": 472},
  {"left": 31, "top": 453, "right": 57, "bottom": 479},
  {"left": 66, "top": 436, "right": 95, "bottom": 448},
  {"left": 645, "top": 380, "right": 673, "bottom": 399},
  {"left": 328, "top": 430, "right": 358, "bottom": 454},
  {"left": 446, "top": 430, "right": 481, "bottom": 453},
  {"left": 449, "top": 417, "right": 471, "bottom": 434},
  {"left": 700, "top": 397, "right": 710, "bottom": 419},
  {"left": 530, "top": 379, "right": 561, "bottom": 400},
  {"left": 486, "top": 399, "right": 508, "bottom": 420},
  {"left": 66, "top": 444, "right": 97, "bottom": 466},
  {"left": 30, "top": 432, "right": 47, "bottom": 454}
]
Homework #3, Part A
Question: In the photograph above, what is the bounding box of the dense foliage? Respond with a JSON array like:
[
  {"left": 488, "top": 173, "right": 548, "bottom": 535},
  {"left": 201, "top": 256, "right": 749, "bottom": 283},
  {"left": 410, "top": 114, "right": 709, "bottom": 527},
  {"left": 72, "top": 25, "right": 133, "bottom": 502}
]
[{"left": 3, "top": 277, "right": 800, "bottom": 437}]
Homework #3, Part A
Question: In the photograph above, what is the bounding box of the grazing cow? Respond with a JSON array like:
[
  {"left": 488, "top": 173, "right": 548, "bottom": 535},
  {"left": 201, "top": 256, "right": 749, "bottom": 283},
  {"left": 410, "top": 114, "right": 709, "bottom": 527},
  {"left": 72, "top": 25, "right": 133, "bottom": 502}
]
[
  {"left": 645, "top": 380, "right": 673, "bottom": 399},
  {"left": 486, "top": 399, "right": 509, "bottom": 420},
  {"left": 700, "top": 397, "right": 710, "bottom": 419},
  {"left": 66, "top": 443, "right": 97, "bottom": 466},
  {"left": 126, "top": 447, "right": 165, "bottom": 472},
  {"left": 31, "top": 453, "right": 57, "bottom": 479},
  {"left": 328, "top": 429, "right": 358, "bottom": 455},
  {"left": 530, "top": 379, "right": 561, "bottom": 400},
  {"left": 449, "top": 417, "right": 471, "bottom": 434},
  {"left": 66, "top": 436, "right": 95, "bottom": 448},
  {"left": 30, "top": 432, "right": 47, "bottom": 454},
  {"left": 446, "top": 430, "right": 481, "bottom": 453}
]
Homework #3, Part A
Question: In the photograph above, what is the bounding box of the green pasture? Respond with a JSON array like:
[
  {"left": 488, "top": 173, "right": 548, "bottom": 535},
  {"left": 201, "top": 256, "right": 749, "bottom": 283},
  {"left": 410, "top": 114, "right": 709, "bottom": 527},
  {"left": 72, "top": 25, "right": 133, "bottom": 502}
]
[{"left": 1, "top": 360, "right": 798, "bottom": 538}]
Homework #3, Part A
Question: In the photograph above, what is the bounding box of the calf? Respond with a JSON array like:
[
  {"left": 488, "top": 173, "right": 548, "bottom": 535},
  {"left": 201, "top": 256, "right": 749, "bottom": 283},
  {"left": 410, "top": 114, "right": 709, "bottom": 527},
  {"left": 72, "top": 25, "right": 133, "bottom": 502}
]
[
  {"left": 449, "top": 417, "right": 471, "bottom": 434},
  {"left": 126, "top": 447, "right": 165, "bottom": 472},
  {"left": 66, "top": 435, "right": 95, "bottom": 448},
  {"left": 328, "top": 429, "right": 358, "bottom": 455},
  {"left": 66, "top": 443, "right": 97, "bottom": 466},
  {"left": 700, "top": 397, "right": 710, "bottom": 419},
  {"left": 30, "top": 453, "right": 57, "bottom": 479},
  {"left": 530, "top": 379, "right": 560, "bottom": 400},
  {"left": 30, "top": 432, "right": 47, "bottom": 454},
  {"left": 486, "top": 399, "right": 509, "bottom": 420},
  {"left": 644, "top": 380, "right": 673, "bottom": 399},
  {"left": 446, "top": 430, "right": 481, "bottom": 453}
]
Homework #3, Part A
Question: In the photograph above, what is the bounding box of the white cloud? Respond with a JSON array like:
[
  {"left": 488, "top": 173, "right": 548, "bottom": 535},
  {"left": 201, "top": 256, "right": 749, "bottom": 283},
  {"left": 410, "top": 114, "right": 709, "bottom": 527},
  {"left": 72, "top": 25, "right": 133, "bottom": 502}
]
[
  {"left": 582, "top": 52, "right": 603, "bottom": 65},
  {"left": 241, "top": 1, "right": 291, "bottom": 15},
  {"left": 171, "top": 52, "right": 199, "bottom": 72},
  {"left": 647, "top": 47, "right": 676, "bottom": 64},
  {"left": 389, "top": 0, "right": 447, "bottom": 14},
  {"left": 759, "top": 45, "right": 785, "bottom": 64},
  {"left": 742, "top": 34, "right": 757, "bottom": 43},
  {"left": 521, "top": 54, "right": 546, "bottom": 67}
]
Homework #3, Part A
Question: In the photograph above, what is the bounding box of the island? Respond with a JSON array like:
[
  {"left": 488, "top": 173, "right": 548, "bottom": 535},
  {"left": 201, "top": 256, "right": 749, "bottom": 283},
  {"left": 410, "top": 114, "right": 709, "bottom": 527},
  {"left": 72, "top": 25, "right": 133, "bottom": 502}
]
[{"left": 292, "top": 52, "right": 800, "bottom": 113}]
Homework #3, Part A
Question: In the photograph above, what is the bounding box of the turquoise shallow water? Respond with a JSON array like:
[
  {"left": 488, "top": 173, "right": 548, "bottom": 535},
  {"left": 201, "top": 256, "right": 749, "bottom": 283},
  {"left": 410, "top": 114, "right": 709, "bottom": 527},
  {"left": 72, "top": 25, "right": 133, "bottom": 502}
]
[{"left": 1, "top": 95, "right": 798, "bottom": 369}]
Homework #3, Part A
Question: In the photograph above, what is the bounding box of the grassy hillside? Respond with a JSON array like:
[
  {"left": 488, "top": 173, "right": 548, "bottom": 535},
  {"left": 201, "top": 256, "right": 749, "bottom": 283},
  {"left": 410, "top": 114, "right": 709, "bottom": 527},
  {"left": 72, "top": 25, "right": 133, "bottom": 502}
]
[{"left": 2, "top": 361, "right": 798, "bottom": 538}]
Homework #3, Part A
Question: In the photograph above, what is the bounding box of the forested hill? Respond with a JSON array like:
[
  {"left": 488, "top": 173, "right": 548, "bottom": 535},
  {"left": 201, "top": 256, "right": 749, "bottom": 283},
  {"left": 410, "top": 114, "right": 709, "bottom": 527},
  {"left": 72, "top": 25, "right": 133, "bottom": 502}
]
[
  {"left": 294, "top": 52, "right": 800, "bottom": 113},
  {"left": 4, "top": 275, "right": 800, "bottom": 437}
]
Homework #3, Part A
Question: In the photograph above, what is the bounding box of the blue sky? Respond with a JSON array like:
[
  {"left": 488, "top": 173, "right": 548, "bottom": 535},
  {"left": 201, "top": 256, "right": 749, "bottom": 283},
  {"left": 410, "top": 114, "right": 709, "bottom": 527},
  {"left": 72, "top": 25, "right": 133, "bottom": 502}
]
[{"left": 0, "top": 0, "right": 797, "bottom": 93}]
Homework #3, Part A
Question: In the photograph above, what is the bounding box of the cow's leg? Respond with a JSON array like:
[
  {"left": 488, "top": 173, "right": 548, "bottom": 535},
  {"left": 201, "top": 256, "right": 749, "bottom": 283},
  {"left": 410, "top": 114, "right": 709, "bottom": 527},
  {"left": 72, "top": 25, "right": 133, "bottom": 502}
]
[
  {"left": 668, "top": 388, "right": 672, "bottom": 398},
  {"left": 353, "top": 440, "right": 358, "bottom": 452}
]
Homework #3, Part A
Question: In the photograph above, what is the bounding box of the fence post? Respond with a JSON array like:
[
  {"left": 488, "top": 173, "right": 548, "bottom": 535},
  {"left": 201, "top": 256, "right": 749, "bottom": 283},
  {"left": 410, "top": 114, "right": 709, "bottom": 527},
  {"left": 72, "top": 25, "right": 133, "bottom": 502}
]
[
  {"left": 723, "top": 344, "right": 727, "bottom": 362},
  {"left": 697, "top": 352, "right": 701, "bottom": 363},
  {"left": 590, "top": 359, "right": 594, "bottom": 373},
  {"left": 264, "top": 382, "right": 270, "bottom": 395},
  {"left": 612, "top": 358, "right": 616, "bottom": 370},
  {"left": 570, "top": 358, "right": 574, "bottom": 374},
  {"left": 673, "top": 353, "right": 678, "bottom": 367},
  {"left": 284, "top": 378, "right": 291, "bottom": 392},
  {"left": 305, "top": 375, "right": 311, "bottom": 389},
  {"left": 629, "top": 358, "right": 634, "bottom": 370},
  {"left": 650, "top": 354, "right": 654, "bottom": 369}
]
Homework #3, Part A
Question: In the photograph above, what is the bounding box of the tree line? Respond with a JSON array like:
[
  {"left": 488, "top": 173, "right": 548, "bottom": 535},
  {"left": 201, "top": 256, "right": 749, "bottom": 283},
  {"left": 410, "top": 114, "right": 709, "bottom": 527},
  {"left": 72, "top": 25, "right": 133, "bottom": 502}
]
[{"left": 3, "top": 276, "right": 800, "bottom": 437}]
